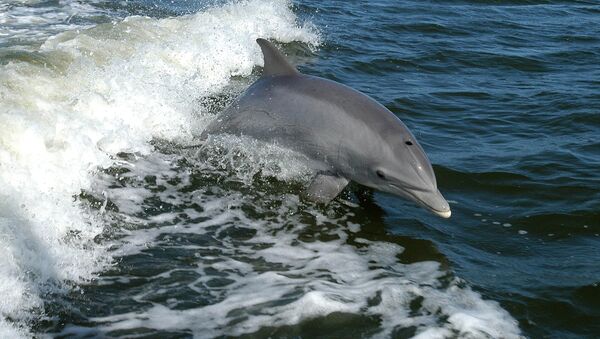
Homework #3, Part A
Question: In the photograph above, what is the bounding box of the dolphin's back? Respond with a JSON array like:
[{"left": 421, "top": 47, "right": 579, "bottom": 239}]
[{"left": 204, "top": 74, "right": 406, "bottom": 170}]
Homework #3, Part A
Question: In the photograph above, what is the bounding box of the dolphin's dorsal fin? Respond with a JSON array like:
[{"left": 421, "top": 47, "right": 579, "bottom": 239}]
[{"left": 256, "top": 38, "right": 299, "bottom": 77}]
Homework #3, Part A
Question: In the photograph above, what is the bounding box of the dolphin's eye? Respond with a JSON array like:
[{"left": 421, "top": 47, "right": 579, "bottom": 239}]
[
  {"left": 376, "top": 170, "right": 386, "bottom": 180},
  {"left": 405, "top": 140, "right": 413, "bottom": 146}
]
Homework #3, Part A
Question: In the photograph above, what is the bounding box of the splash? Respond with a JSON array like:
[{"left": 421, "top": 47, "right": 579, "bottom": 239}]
[
  {"left": 63, "top": 151, "right": 523, "bottom": 338},
  {"left": 0, "top": 0, "right": 318, "bottom": 336}
]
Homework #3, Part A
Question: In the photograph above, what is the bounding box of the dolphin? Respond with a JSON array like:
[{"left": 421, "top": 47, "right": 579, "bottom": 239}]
[{"left": 202, "top": 38, "right": 451, "bottom": 218}]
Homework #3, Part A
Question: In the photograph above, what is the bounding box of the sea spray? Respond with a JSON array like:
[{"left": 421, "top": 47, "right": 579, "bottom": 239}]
[{"left": 0, "top": 0, "right": 319, "bottom": 335}]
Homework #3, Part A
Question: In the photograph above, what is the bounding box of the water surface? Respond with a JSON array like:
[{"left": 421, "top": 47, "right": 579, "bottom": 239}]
[{"left": 0, "top": 0, "right": 598, "bottom": 338}]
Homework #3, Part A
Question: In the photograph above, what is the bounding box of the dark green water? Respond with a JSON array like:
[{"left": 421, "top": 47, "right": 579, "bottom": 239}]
[{"left": 0, "top": 0, "right": 598, "bottom": 338}]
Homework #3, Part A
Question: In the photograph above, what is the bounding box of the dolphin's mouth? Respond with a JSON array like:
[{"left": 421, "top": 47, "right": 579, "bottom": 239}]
[
  {"left": 407, "top": 188, "right": 451, "bottom": 218},
  {"left": 390, "top": 184, "right": 452, "bottom": 218}
]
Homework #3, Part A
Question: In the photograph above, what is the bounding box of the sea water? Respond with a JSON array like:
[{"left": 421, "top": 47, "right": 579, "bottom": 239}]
[{"left": 1, "top": 0, "right": 598, "bottom": 338}]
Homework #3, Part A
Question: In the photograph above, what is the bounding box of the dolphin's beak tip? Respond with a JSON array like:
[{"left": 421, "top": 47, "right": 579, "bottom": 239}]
[
  {"left": 435, "top": 208, "right": 451, "bottom": 219},
  {"left": 396, "top": 187, "right": 452, "bottom": 219}
]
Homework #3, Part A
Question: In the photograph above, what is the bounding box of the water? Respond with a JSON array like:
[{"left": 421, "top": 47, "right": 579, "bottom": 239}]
[{"left": 0, "top": 0, "right": 598, "bottom": 337}]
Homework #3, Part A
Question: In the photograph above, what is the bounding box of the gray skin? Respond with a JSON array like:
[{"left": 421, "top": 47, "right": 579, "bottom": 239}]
[{"left": 202, "top": 38, "right": 451, "bottom": 218}]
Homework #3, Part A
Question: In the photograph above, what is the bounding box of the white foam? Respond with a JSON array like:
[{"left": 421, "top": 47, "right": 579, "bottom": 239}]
[
  {"left": 0, "top": 0, "right": 319, "bottom": 335},
  {"left": 0, "top": 0, "right": 111, "bottom": 48},
  {"left": 81, "top": 153, "right": 523, "bottom": 338},
  {"left": 194, "top": 134, "right": 315, "bottom": 185},
  {"left": 91, "top": 225, "right": 522, "bottom": 338}
]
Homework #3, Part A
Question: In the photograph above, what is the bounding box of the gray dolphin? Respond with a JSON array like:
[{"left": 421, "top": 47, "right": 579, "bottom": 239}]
[{"left": 202, "top": 38, "right": 451, "bottom": 218}]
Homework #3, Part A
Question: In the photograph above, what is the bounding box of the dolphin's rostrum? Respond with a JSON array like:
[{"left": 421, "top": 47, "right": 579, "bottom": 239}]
[{"left": 202, "top": 38, "right": 451, "bottom": 218}]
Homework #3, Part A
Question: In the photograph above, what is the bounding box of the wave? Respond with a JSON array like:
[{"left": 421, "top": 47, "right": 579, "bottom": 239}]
[{"left": 0, "top": 0, "right": 318, "bottom": 336}]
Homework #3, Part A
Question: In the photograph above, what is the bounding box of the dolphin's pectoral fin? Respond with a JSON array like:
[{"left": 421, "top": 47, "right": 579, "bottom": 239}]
[{"left": 302, "top": 174, "right": 349, "bottom": 204}]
